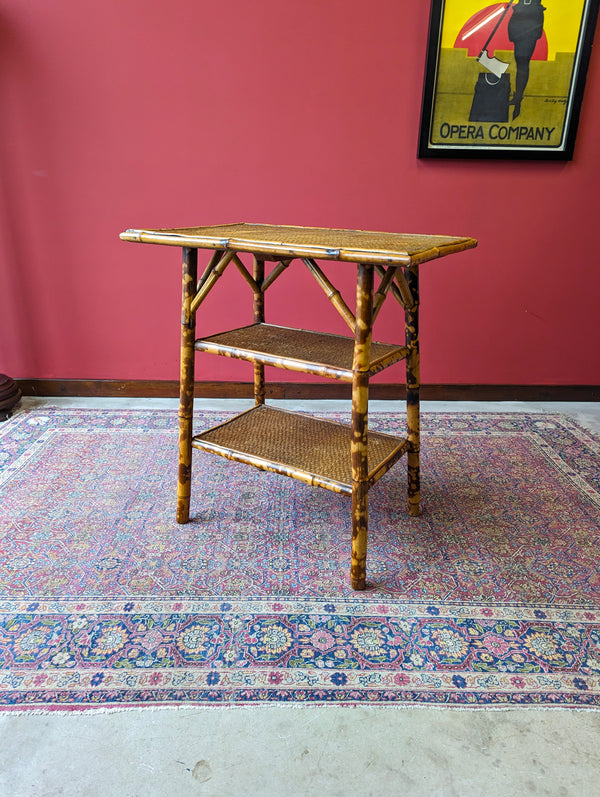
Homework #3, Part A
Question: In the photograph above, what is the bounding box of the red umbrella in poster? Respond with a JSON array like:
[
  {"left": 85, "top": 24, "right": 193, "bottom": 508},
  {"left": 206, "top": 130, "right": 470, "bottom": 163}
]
[{"left": 455, "top": 2, "right": 548, "bottom": 62}]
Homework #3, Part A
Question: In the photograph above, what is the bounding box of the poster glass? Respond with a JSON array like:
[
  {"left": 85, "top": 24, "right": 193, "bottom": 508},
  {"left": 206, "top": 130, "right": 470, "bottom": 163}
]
[{"left": 418, "top": 0, "right": 600, "bottom": 158}]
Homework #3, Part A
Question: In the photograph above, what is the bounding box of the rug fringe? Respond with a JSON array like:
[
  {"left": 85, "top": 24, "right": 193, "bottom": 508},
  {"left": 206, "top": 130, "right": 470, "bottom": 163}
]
[{"left": 3, "top": 702, "right": 600, "bottom": 716}]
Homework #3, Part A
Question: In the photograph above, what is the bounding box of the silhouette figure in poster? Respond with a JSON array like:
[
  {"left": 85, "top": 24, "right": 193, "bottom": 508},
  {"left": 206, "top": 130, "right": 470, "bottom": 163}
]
[{"left": 508, "top": 0, "right": 546, "bottom": 119}]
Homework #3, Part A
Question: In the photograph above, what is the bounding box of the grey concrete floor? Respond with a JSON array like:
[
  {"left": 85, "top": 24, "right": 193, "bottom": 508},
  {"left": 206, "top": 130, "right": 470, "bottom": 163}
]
[
  {"left": 1, "top": 705, "right": 600, "bottom": 796},
  {"left": 1, "top": 398, "right": 599, "bottom": 797}
]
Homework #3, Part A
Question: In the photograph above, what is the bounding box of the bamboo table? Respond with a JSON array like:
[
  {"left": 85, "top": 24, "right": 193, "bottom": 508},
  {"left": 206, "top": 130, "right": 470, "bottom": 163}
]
[{"left": 120, "top": 224, "right": 477, "bottom": 590}]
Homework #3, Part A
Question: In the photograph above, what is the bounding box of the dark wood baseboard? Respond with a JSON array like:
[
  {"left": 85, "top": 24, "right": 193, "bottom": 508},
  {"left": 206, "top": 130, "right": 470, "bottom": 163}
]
[{"left": 17, "top": 379, "right": 600, "bottom": 402}]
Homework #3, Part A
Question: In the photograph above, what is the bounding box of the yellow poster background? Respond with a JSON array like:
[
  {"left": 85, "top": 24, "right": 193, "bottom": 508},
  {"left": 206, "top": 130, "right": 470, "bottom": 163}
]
[{"left": 441, "top": 0, "right": 585, "bottom": 59}]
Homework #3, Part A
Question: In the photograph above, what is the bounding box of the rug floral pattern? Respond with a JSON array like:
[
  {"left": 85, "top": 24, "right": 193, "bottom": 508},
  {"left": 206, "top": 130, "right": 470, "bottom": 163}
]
[{"left": 0, "top": 408, "right": 599, "bottom": 709}]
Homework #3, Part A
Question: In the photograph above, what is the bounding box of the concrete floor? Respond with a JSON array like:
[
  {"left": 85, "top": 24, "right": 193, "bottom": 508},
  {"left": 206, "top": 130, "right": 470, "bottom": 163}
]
[{"left": 1, "top": 398, "right": 599, "bottom": 797}]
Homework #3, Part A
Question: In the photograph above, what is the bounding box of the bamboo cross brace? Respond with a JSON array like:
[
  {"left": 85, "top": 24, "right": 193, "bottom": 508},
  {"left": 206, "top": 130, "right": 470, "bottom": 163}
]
[
  {"left": 232, "top": 253, "right": 260, "bottom": 294},
  {"left": 190, "top": 250, "right": 237, "bottom": 314},
  {"left": 262, "top": 260, "right": 292, "bottom": 292},
  {"left": 372, "top": 266, "right": 398, "bottom": 322},
  {"left": 374, "top": 264, "right": 407, "bottom": 309},
  {"left": 396, "top": 268, "right": 417, "bottom": 310},
  {"left": 395, "top": 267, "right": 417, "bottom": 311},
  {"left": 196, "top": 250, "right": 223, "bottom": 293},
  {"left": 302, "top": 258, "right": 356, "bottom": 332}
]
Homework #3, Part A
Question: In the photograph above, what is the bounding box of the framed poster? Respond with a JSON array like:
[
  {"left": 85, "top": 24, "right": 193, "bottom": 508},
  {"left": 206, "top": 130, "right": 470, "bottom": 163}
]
[{"left": 418, "top": 0, "right": 600, "bottom": 159}]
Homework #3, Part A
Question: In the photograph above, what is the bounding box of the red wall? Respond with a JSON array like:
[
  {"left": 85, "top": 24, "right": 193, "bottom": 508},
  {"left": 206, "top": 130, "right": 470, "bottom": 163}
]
[{"left": 1, "top": 0, "right": 599, "bottom": 386}]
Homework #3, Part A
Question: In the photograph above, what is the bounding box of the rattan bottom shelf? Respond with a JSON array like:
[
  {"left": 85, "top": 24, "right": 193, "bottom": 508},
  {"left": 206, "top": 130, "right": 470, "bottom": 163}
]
[{"left": 191, "top": 405, "right": 408, "bottom": 494}]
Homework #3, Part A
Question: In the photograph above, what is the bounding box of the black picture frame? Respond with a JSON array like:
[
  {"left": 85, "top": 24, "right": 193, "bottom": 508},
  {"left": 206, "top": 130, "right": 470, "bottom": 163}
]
[{"left": 418, "top": 0, "right": 600, "bottom": 159}]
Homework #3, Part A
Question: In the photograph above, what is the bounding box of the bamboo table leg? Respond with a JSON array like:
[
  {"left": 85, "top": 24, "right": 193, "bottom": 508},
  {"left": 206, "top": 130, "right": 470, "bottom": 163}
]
[
  {"left": 177, "top": 247, "right": 198, "bottom": 524},
  {"left": 404, "top": 265, "right": 420, "bottom": 517},
  {"left": 253, "top": 258, "right": 266, "bottom": 406},
  {"left": 350, "top": 263, "right": 374, "bottom": 590}
]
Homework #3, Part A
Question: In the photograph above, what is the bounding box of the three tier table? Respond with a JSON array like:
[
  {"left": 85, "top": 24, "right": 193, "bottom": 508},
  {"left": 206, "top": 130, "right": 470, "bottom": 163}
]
[{"left": 120, "top": 223, "right": 477, "bottom": 589}]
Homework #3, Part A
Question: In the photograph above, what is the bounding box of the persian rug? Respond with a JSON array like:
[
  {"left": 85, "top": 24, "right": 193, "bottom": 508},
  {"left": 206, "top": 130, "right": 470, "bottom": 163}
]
[{"left": 0, "top": 407, "right": 599, "bottom": 711}]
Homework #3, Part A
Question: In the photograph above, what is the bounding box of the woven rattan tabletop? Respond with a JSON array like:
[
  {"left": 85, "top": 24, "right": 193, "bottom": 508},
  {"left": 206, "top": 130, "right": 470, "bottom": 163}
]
[{"left": 120, "top": 223, "right": 477, "bottom": 266}]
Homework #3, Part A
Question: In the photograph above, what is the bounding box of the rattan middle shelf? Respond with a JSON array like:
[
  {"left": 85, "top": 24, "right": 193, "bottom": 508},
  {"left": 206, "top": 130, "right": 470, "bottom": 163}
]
[
  {"left": 192, "top": 404, "right": 409, "bottom": 494},
  {"left": 195, "top": 323, "right": 408, "bottom": 380}
]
